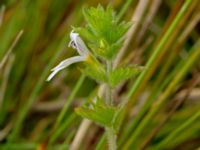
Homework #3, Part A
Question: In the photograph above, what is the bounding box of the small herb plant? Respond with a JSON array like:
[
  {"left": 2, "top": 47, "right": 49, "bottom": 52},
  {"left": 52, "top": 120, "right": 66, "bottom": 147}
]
[{"left": 47, "top": 5, "right": 143, "bottom": 150}]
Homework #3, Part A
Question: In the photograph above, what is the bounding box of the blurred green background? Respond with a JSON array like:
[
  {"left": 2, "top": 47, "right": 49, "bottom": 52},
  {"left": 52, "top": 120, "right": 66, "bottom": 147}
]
[{"left": 0, "top": 0, "right": 200, "bottom": 150}]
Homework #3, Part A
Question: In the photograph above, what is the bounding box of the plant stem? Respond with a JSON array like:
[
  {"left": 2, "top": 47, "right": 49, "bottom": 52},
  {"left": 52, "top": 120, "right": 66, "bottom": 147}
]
[
  {"left": 106, "top": 127, "right": 117, "bottom": 150},
  {"left": 105, "top": 60, "right": 117, "bottom": 150},
  {"left": 106, "top": 60, "right": 113, "bottom": 105}
]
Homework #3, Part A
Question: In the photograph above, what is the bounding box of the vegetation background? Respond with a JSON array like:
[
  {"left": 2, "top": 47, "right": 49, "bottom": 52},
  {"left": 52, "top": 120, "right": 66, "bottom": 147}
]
[{"left": 0, "top": 0, "right": 199, "bottom": 149}]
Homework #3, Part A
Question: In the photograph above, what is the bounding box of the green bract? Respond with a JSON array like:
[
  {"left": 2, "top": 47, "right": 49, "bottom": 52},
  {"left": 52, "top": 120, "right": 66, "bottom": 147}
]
[
  {"left": 109, "top": 65, "right": 144, "bottom": 88},
  {"left": 75, "top": 97, "right": 122, "bottom": 131},
  {"left": 75, "top": 97, "right": 116, "bottom": 127},
  {"left": 75, "top": 5, "right": 130, "bottom": 60}
]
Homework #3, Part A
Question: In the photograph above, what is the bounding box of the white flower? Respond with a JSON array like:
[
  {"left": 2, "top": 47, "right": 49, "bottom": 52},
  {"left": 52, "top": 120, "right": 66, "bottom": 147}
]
[{"left": 47, "top": 31, "right": 89, "bottom": 81}]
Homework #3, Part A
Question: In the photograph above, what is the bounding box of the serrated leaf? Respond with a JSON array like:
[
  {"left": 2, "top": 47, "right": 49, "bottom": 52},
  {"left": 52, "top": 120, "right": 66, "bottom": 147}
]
[
  {"left": 80, "top": 5, "right": 130, "bottom": 60},
  {"left": 109, "top": 65, "right": 144, "bottom": 88},
  {"left": 75, "top": 97, "right": 117, "bottom": 127},
  {"left": 83, "top": 5, "right": 113, "bottom": 40}
]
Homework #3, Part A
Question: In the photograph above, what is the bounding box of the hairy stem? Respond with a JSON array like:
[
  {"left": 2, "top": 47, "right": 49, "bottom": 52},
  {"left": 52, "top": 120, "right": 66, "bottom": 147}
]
[
  {"left": 106, "top": 61, "right": 113, "bottom": 105},
  {"left": 106, "top": 127, "right": 117, "bottom": 150},
  {"left": 105, "top": 60, "right": 117, "bottom": 150}
]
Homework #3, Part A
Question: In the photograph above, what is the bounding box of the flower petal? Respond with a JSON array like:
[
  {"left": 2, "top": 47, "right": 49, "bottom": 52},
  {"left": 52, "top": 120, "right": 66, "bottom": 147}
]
[
  {"left": 75, "top": 35, "right": 89, "bottom": 56},
  {"left": 46, "top": 70, "right": 59, "bottom": 81},
  {"left": 69, "top": 31, "right": 89, "bottom": 56},
  {"left": 47, "top": 56, "right": 86, "bottom": 81}
]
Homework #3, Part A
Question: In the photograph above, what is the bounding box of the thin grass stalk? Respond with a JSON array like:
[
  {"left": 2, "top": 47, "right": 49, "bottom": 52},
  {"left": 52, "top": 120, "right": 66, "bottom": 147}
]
[
  {"left": 7, "top": 32, "right": 70, "bottom": 143},
  {"left": 0, "top": 30, "right": 23, "bottom": 125},
  {"left": 140, "top": 75, "right": 200, "bottom": 149},
  {"left": 124, "top": 7, "right": 200, "bottom": 140},
  {"left": 161, "top": 120, "right": 200, "bottom": 149},
  {"left": 137, "top": 9, "right": 200, "bottom": 123},
  {"left": 148, "top": 0, "right": 198, "bottom": 78},
  {"left": 118, "top": 43, "right": 187, "bottom": 147},
  {"left": 152, "top": 0, "right": 197, "bottom": 51},
  {"left": 0, "top": 30, "right": 23, "bottom": 70},
  {"left": 56, "top": 124, "right": 76, "bottom": 150},
  {"left": 0, "top": 55, "right": 15, "bottom": 141},
  {"left": 123, "top": 40, "right": 200, "bottom": 149},
  {"left": 70, "top": 119, "right": 92, "bottom": 150},
  {"left": 0, "top": 121, "right": 12, "bottom": 142},
  {"left": 7, "top": 2, "right": 84, "bottom": 142},
  {"left": 2, "top": 2, "right": 47, "bottom": 103},
  {"left": 0, "top": 2, "right": 26, "bottom": 57},
  {"left": 135, "top": 0, "right": 161, "bottom": 46},
  {"left": 152, "top": 0, "right": 184, "bottom": 47},
  {"left": 0, "top": 5, "right": 5, "bottom": 27},
  {"left": 58, "top": 133, "right": 73, "bottom": 150},
  {"left": 150, "top": 8, "right": 199, "bottom": 96},
  {"left": 0, "top": 55, "right": 14, "bottom": 109},
  {"left": 116, "top": 0, "right": 135, "bottom": 22},
  {"left": 49, "top": 113, "right": 77, "bottom": 145},
  {"left": 155, "top": 110, "right": 200, "bottom": 149},
  {"left": 114, "top": 0, "right": 150, "bottom": 68},
  {"left": 118, "top": 1, "right": 194, "bottom": 144},
  {"left": 153, "top": 105, "right": 200, "bottom": 139},
  {"left": 126, "top": 0, "right": 194, "bottom": 108},
  {"left": 95, "top": 133, "right": 106, "bottom": 150},
  {"left": 54, "top": 74, "right": 85, "bottom": 129}
]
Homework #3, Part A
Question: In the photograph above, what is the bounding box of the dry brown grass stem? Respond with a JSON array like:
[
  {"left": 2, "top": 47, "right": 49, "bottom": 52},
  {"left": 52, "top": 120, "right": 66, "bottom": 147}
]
[{"left": 114, "top": 0, "right": 151, "bottom": 68}]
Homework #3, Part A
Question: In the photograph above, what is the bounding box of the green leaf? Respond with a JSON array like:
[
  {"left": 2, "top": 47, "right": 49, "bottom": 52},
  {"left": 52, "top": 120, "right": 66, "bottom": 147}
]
[
  {"left": 75, "top": 97, "right": 125, "bottom": 131},
  {"left": 80, "top": 5, "right": 130, "bottom": 60},
  {"left": 109, "top": 65, "right": 144, "bottom": 88},
  {"left": 83, "top": 5, "right": 113, "bottom": 40},
  {"left": 82, "top": 56, "right": 106, "bottom": 83},
  {"left": 75, "top": 97, "right": 117, "bottom": 128}
]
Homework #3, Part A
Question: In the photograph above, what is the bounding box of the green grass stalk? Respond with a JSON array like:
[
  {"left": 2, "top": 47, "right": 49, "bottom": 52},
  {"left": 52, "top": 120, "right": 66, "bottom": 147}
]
[
  {"left": 126, "top": 0, "right": 193, "bottom": 107},
  {"left": 123, "top": 40, "right": 200, "bottom": 149},
  {"left": 54, "top": 74, "right": 85, "bottom": 129},
  {"left": 155, "top": 110, "right": 200, "bottom": 149},
  {"left": 116, "top": 0, "right": 135, "bottom": 22},
  {"left": 118, "top": 0, "right": 194, "bottom": 146},
  {"left": 49, "top": 113, "right": 77, "bottom": 145},
  {"left": 7, "top": 33, "right": 70, "bottom": 143}
]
